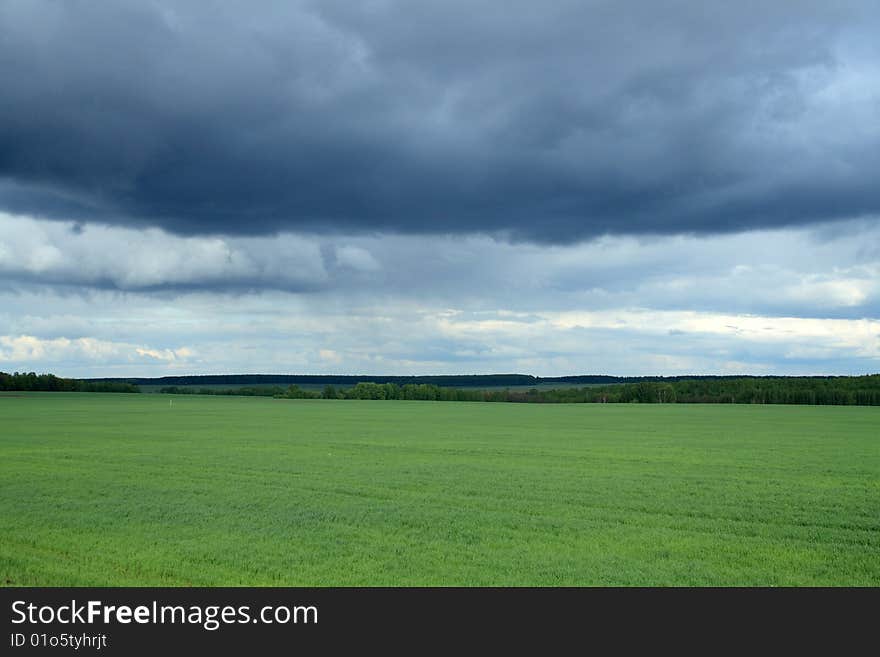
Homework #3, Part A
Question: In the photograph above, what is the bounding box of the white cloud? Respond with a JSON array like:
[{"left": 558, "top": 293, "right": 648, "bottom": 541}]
[
  {"left": 782, "top": 276, "right": 873, "bottom": 308},
  {"left": 0, "top": 334, "right": 196, "bottom": 369},
  {"left": 0, "top": 212, "right": 327, "bottom": 290},
  {"left": 135, "top": 347, "right": 193, "bottom": 362},
  {"left": 318, "top": 349, "right": 343, "bottom": 363}
]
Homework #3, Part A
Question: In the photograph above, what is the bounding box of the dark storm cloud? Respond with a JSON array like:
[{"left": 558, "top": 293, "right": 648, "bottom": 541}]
[{"left": 1, "top": 0, "right": 879, "bottom": 240}]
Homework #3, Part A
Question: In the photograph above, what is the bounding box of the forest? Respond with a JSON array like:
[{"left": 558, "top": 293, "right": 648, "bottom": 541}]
[
  {"left": 0, "top": 371, "right": 140, "bottom": 393},
  {"left": 4, "top": 372, "right": 879, "bottom": 405},
  {"left": 273, "top": 377, "right": 880, "bottom": 405}
]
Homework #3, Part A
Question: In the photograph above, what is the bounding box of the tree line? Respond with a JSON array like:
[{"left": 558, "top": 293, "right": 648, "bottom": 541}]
[
  {"left": 90, "top": 372, "right": 874, "bottom": 388},
  {"left": 523, "top": 376, "right": 880, "bottom": 405},
  {"left": 0, "top": 371, "right": 140, "bottom": 393},
  {"left": 269, "top": 377, "right": 880, "bottom": 405},
  {"left": 6, "top": 371, "right": 879, "bottom": 405},
  {"left": 98, "top": 373, "right": 543, "bottom": 387},
  {"left": 158, "top": 385, "right": 286, "bottom": 397}
]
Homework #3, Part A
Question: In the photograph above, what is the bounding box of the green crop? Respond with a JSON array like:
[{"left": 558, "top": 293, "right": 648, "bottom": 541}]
[{"left": 1, "top": 393, "right": 877, "bottom": 585}]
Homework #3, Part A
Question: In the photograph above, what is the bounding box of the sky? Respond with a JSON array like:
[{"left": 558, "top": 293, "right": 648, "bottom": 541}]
[{"left": 1, "top": 0, "right": 878, "bottom": 377}]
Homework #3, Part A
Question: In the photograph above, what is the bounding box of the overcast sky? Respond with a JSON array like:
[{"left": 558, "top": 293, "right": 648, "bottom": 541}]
[{"left": 1, "top": 0, "right": 878, "bottom": 377}]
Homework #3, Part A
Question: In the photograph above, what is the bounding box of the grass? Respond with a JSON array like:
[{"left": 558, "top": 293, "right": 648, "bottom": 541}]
[{"left": 1, "top": 392, "right": 877, "bottom": 586}]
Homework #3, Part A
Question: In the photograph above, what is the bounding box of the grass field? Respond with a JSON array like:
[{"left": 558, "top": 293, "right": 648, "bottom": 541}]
[{"left": 1, "top": 393, "right": 877, "bottom": 586}]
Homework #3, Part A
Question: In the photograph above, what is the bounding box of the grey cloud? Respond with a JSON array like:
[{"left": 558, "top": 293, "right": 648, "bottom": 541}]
[
  {"left": 3, "top": 213, "right": 879, "bottom": 319},
  {"left": 2, "top": 1, "right": 879, "bottom": 240},
  {"left": 332, "top": 220, "right": 880, "bottom": 319}
]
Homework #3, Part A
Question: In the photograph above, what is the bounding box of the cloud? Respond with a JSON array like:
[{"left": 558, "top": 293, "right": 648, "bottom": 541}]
[
  {"left": 334, "top": 246, "right": 381, "bottom": 272},
  {"left": 0, "top": 212, "right": 327, "bottom": 291},
  {"left": 2, "top": 212, "right": 879, "bottom": 319},
  {"left": 318, "top": 349, "right": 343, "bottom": 364},
  {"left": 1, "top": 1, "right": 879, "bottom": 241},
  {"left": 2, "top": 283, "right": 878, "bottom": 378},
  {"left": 1, "top": 211, "right": 878, "bottom": 377},
  {"left": 0, "top": 334, "right": 196, "bottom": 369},
  {"left": 135, "top": 347, "right": 193, "bottom": 362}
]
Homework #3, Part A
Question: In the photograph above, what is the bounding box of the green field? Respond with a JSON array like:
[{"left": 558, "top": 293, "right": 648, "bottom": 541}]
[{"left": 1, "top": 393, "right": 877, "bottom": 586}]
